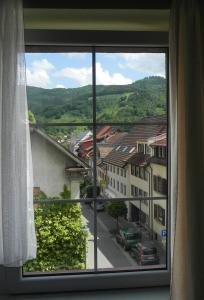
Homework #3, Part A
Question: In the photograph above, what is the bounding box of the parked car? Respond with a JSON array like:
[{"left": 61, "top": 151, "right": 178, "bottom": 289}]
[
  {"left": 115, "top": 228, "right": 142, "bottom": 250},
  {"left": 90, "top": 200, "right": 105, "bottom": 211},
  {"left": 130, "top": 241, "right": 160, "bottom": 265}
]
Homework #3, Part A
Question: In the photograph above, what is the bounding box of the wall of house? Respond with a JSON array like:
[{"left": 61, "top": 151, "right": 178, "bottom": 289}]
[
  {"left": 151, "top": 163, "right": 167, "bottom": 247},
  {"left": 105, "top": 165, "right": 129, "bottom": 199},
  {"left": 128, "top": 164, "right": 150, "bottom": 222},
  {"left": 31, "top": 131, "right": 78, "bottom": 198}
]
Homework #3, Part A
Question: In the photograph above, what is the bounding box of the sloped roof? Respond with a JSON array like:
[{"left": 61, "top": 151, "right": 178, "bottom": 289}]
[
  {"left": 96, "top": 126, "right": 113, "bottom": 140},
  {"left": 104, "top": 147, "right": 137, "bottom": 167},
  {"left": 97, "top": 145, "right": 113, "bottom": 159},
  {"left": 128, "top": 153, "right": 151, "bottom": 166},
  {"left": 103, "top": 116, "right": 167, "bottom": 167},
  {"left": 151, "top": 137, "right": 167, "bottom": 147},
  {"left": 30, "top": 126, "right": 89, "bottom": 169},
  {"left": 105, "top": 132, "right": 127, "bottom": 146}
]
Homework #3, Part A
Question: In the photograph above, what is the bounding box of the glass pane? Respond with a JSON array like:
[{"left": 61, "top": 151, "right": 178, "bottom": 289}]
[
  {"left": 23, "top": 201, "right": 94, "bottom": 274},
  {"left": 96, "top": 199, "right": 167, "bottom": 271},
  {"left": 26, "top": 52, "right": 92, "bottom": 123},
  {"left": 96, "top": 52, "right": 166, "bottom": 123}
]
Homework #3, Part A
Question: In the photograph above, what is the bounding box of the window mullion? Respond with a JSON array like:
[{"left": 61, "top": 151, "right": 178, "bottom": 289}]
[{"left": 92, "top": 47, "right": 98, "bottom": 272}]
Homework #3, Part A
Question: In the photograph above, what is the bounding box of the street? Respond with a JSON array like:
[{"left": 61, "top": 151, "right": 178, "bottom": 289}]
[{"left": 81, "top": 203, "right": 138, "bottom": 270}]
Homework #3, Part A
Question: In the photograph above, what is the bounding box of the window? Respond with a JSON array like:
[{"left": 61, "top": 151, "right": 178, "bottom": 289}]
[
  {"left": 113, "top": 166, "right": 115, "bottom": 173},
  {"left": 144, "top": 169, "right": 148, "bottom": 181},
  {"left": 120, "top": 169, "right": 123, "bottom": 176},
  {"left": 139, "top": 167, "right": 144, "bottom": 179},
  {"left": 155, "top": 146, "right": 167, "bottom": 159},
  {"left": 131, "top": 164, "right": 135, "bottom": 175},
  {"left": 120, "top": 182, "right": 123, "bottom": 193},
  {"left": 136, "top": 166, "right": 139, "bottom": 177},
  {"left": 7, "top": 35, "right": 169, "bottom": 291},
  {"left": 117, "top": 181, "right": 119, "bottom": 191},
  {"left": 153, "top": 176, "right": 167, "bottom": 195},
  {"left": 138, "top": 143, "right": 144, "bottom": 153},
  {"left": 131, "top": 184, "right": 134, "bottom": 196},
  {"left": 124, "top": 185, "right": 126, "bottom": 196},
  {"left": 154, "top": 204, "right": 165, "bottom": 226}
]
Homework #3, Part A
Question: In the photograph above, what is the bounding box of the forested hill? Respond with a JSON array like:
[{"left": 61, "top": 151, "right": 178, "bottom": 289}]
[{"left": 27, "top": 76, "right": 166, "bottom": 123}]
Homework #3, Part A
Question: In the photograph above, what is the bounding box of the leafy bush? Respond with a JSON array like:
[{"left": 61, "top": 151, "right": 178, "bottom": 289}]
[
  {"left": 105, "top": 201, "right": 127, "bottom": 230},
  {"left": 24, "top": 185, "right": 87, "bottom": 272}
]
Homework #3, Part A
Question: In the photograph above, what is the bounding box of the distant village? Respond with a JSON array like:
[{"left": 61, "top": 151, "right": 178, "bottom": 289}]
[{"left": 30, "top": 115, "right": 167, "bottom": 249}]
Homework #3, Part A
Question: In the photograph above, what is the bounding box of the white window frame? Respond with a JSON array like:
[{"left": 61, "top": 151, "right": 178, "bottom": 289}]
[{"left": 1, "top": 29, "right": 170, "bottom": 294}]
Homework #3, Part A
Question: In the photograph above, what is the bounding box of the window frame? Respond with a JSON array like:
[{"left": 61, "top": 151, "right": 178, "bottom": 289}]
[{"left": 2, "top": 31, "right": 170, "bottom": 294}]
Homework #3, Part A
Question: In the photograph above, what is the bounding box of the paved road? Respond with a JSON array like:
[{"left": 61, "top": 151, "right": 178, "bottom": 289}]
[{"left": 81, "top": 204, "right": 137, "bottom": 270}]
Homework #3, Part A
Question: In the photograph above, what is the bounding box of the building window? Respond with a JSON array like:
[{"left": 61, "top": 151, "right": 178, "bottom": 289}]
[
  {"left": 154, "top": 204, "right": 165, "bottom": 226},
  {"left": 113, "top": 166, "right": 115, "bottom": 173},
  {"left": 144, "top": 169, "right": 148, "bottom": 181},
  {"left": 131, "top": 184, "right": 134, "bottom": 196},
  {"left": 120, "top": 169, "right": 123, "bottom": 176},
  {"left": 120, "top": 182, "right": 123, "bottom": 193},
  {"left": 139, "top": 167, "right": 144, "bottom": 179},
  {"left": 153, "top": 175, "right": 167, "bottom": 195},
  {"left": 124, "top": 185, "right": 126, "bottom": 196},
  {"left": 138, "top": 143, "right": 144, "bottom": 153},
  {"left": 117, "top": 181, "right": 119, "bottom": 191},
  {"left": 117, "top": 167, "right": 119, "bottom": 175},
  {"left": 113, "top": 179, "right": 115, "bottom": 188}
]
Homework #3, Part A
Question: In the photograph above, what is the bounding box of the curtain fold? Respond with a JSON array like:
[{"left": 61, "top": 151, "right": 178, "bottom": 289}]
[
  {"left": 0, "top": 0, "right": 36, "bottom": 266},
  {"left": 170, "top": 0, "right": 204, "bottom": 299}
]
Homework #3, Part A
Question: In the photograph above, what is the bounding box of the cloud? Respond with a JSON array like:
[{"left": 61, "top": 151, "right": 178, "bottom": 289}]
[
  {"left": 96, "top": 63, "right": 132, "bottom": 85},
  {"left": 56, "top": 84, "right": 65, "bottom": 88},
  {"left": 54, "top": 63, "right": 132, "bottom": 86},
  {"left": 26, "top": 59, "right": 55, "bottom": 88},
  {"left": 118, "top": 53, "right": 166, "bottom": 77}
]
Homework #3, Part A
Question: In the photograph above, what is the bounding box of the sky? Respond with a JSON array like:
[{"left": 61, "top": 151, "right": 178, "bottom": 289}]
[{"left": 25, "top": 52, "right": 166, "bottom": 89}]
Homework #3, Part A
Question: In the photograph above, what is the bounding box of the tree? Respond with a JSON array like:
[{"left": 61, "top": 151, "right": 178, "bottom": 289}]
[
  {"left": 24, "top": 185, "right": 87, "bottom": 272},
  {"left": 85, "top": 184, "right": 100, "bottom": 197},
  {"left": 28, "top": 110, "right": 36, "bottom": 124},
  {"left": 105, "top": 201, "right": 127, "bottom": 231},
  {"left": 60, "top": 184, "right": 71, "bottom": 199}
]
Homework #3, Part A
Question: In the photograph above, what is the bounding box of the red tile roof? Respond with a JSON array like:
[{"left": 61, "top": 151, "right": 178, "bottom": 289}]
[
  {"left": 128, "top": 153, "right": 151, "bottom": 166},
  {"left": 103, "top": 116, "right": 167, "bottom": 167},
  {"left": 96, "top": 126, "right": 114, "bottom": 140},
  {"left": 151, "top": 137, "right": 167, "bottom": 147}
]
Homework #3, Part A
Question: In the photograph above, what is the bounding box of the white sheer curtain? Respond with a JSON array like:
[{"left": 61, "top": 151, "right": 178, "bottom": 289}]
[
  {"left": 170, "top": 0, "right": 204, "bottom": 299},
  {"left": 0, "top": 0, "right": 36, "bottom": 266}
]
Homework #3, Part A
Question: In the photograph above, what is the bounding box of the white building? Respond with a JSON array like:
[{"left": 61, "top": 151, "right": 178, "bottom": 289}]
[{"left": 30, "top": 127, "right": 89, "bottom": 199}]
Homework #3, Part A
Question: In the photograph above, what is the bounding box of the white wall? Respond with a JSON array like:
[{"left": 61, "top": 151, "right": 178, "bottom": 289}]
[
  {"left": 31, "top": 131, "right": 78, "bottom": 198},
  {"left": 106, "top": 165, "right": 129, "bottom": 198}
]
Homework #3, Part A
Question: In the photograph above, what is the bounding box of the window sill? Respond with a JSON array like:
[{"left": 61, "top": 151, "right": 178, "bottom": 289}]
[{"left": 1, "top": 286, "right": 170, "bottom": 299}]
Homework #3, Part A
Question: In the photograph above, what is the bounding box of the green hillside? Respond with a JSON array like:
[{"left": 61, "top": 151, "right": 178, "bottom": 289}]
[{"left": 27, "top": 76, "right": 166, "bottom": 124}]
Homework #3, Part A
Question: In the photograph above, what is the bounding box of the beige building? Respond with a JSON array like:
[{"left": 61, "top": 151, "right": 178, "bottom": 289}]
[
  {"left": 96, "top": 117, "right": 167, "bottom": 247},
  {"left": 30, "top": 127, "right": 89, "bottom": 199}
]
